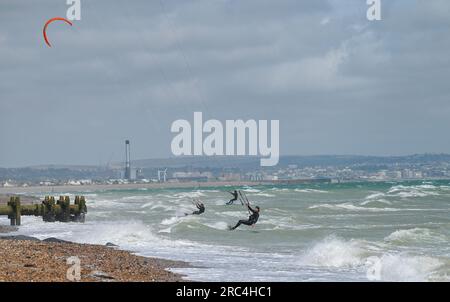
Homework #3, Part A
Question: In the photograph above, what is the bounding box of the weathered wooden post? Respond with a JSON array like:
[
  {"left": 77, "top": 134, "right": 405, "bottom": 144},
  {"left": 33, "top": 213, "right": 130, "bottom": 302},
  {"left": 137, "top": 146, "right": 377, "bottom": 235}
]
[
  {"left": 7, "top": 196, "right": 21, "bottom": 226},
  {"left": 73, "top": 196, "right": 87, "bottom": 222},
  {"left": 56, "top": 196, "right": 67, "bottom": 222},
  {"left": 80, "top": 196, "right": 87, "bottom": 212},
  {"left": 64, "top": 196, "right": 71, "bottom": 222},
  {"left": 43, "top": 196, "right": 56, "bottom": 222},
  {"left": 14, "top": 197, "right": 21, "bottom": 226},
  {"left": 6, "top": 198, "right": 15, "bottom": 226}
]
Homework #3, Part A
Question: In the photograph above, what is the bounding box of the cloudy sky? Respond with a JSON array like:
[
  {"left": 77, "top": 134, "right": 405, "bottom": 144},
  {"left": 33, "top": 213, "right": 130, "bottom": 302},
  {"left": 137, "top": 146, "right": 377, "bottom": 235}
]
[{"left": 0, "top": 0, "right": 449, "bottom": 167}]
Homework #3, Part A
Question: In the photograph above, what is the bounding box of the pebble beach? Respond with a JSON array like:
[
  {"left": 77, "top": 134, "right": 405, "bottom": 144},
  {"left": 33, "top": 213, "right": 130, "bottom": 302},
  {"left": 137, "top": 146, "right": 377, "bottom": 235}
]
[{"left": 0, "top": 236, "right": 187, "bottom": 282}]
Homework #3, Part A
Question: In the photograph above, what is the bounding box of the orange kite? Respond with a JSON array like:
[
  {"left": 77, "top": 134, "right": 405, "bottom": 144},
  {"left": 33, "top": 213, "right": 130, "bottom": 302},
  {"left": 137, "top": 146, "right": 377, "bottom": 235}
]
[{"left": 43, "top": 17, "right": 73, "bottom": 47}]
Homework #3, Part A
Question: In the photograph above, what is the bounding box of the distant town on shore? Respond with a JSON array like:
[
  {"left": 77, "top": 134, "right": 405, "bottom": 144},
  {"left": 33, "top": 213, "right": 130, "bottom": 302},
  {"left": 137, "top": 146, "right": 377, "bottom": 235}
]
[{"left": 2, "top": 154, "right": 450, "bottom": 188}]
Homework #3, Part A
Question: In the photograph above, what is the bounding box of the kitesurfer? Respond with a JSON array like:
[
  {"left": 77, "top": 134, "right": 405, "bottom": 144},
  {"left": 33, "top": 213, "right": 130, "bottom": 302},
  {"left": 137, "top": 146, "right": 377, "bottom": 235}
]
[
  {"left": 226, "top": 190, "right": 239, "bottom": 205},
  {"left": 186, "top": 199, "right": 205, "bottom": 215},
  {"left": 229, "top": 204, "right": 260, "bottom": 230}
]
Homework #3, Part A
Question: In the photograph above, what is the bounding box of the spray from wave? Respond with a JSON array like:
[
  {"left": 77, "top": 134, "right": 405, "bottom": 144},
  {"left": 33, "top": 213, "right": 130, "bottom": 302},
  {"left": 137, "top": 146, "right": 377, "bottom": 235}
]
[{"left": 299, "top": 236, "right": 446, "bottom": 281}]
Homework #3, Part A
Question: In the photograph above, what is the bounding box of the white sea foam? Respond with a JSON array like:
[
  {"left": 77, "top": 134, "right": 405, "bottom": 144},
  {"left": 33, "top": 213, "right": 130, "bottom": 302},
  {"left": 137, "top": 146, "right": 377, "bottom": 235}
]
[
  {"left": 242, "top": 188, "right": 260, "bottom": 193},
  {"left": 309, "top": 203, "right": 399, "bottom": 212},
  {"left": 14, "top": 218, "right": 163, "bottom": 247},
  {"left": 121, "top": 195, "right": 151, "bottom": 201},
  {"left": 294, "top": 189, "right": 328, "bottom": 193},
  {"left": 299, "top": 236, "right": 367, "bottom": 268},
  {"left": 300, "top": 237, "right": 444, "bottom": 282},
  {"left": 172, "top": 191, "right": 206, "bottom": 199},
  {"left": 364, "top": 192, "right": 386, "bottom": 200},
  {"left": 268, "top": 188, "right": 290, "bottom": 192},
  {"left": 254, "top": 192, "right": 275, "bottom": 197},
  {"left": 158, "top": 227, "right": 173, "bottom": 233},
  {"left": 365, "top": 254, "right": 443, "bottom": 281},
  {"left": 204, "top": 221, "right": 230, "bottom": 230},
  {"left": 387, "top": 185, "right": 440, "bottom": 198},
  {"left": 161, "top": 216, "right": 183, "bottom": 225},
  {"left": 141, "top": 201, "right": 176, "bottom": 212},
  {"left": 88, "top": 198, "right": 135, "bottom": 209},
  {"left": 360, "top": 191, "right": 391, "bottom": 205},
  {"left": 141, "top": 202, "right": 154, "bottom": 208},
  {"left": 160, "top": 212, "right": 198, "bottom": 226},
  {"left": 384, "top": 228, "right": 446, "bottom": 243},
  {"left": 360, "top": 198, "right": 392, "bottom": 206}
]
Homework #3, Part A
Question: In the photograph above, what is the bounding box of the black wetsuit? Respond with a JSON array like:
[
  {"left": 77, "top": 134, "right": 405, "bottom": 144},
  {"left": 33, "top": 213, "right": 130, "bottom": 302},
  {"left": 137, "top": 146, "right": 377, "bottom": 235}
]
[
  {"left": 227, "top": 191, "right": 239, "bottom": 205},
  {"left": 230, "top": 205, "right": 259, "bottom": 230},
  {"left": 191, "top": 203, "right": 205, "bottom": 215}
]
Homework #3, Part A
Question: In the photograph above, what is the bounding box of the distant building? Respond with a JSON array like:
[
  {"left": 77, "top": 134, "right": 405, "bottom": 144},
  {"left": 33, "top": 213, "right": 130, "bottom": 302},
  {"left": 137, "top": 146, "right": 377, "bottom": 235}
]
[
  {"left": 118, "top": 168, "right": 139, "bottom": 181},
  {"left": 173, "top": 171, "right": 213, "bottom": 182},
  {"left": 2, "top": 181, "right": 15, "bottom": 187},
  {"left": 218, "top": 173, "right": 241, "bottom": 181},
  {"left": 386, "top": 171, "right": 402, "bottom": 179},
  {"left": 402, "top": 169, "right": 415, "bottom": 179},
  {"left": 124, "top": 140, "right": 131, "bottom": 180}
]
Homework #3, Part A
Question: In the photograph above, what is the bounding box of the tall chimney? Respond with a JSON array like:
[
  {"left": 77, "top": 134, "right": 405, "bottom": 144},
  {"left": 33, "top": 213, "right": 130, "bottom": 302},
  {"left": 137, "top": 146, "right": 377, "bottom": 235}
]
[{"left": 125, "top": 140, "right": 131, "bottom": 180}]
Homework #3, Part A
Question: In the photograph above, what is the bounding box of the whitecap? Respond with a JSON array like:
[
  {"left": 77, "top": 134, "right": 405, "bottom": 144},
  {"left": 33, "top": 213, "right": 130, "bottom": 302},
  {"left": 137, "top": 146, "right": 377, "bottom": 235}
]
[
  {"left": 365, "top": 253, "right": 443, "bottom": 281},
  {"left": 204, "top": 221, "right": 230, "bottom": 230},
  {"left": 299, "top": 236, "right": 367, "bottom": 268},
  {"left": 309, "top": 203, "right": 399, "bottom": 212},
  {"left": 384, "top": 228, "right": 446, "bottom": 243},
  {"left": 294, "top": 189, "right": 328, "bottom": 193}
]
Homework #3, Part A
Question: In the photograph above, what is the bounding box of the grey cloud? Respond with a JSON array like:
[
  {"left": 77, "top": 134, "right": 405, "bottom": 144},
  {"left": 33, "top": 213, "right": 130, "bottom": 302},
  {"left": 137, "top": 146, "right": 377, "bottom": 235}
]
[{"left": 0, "top": 0, "right": 449, "bottom": 167}]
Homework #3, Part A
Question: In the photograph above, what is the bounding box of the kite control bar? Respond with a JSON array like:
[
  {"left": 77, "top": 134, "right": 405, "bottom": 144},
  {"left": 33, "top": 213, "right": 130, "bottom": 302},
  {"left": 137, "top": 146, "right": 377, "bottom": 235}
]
[{"left": 238, "top": 190, "right": 252, "bottom": 213}]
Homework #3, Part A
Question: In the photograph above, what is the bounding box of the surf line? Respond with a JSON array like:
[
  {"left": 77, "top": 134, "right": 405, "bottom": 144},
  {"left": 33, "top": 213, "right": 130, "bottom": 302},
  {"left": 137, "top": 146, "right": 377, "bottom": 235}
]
[{"left": 170, "top": 112, "right": 279, "bottom": 166}]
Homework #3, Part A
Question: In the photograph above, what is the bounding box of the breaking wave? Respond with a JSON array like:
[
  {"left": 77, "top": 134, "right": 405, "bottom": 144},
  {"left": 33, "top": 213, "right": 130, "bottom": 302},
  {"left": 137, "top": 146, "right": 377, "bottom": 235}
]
[
  {"left": 384, "top": 228, "right": 447, "bottom": 244},
  {"left": 294, "top": 189, "right": 328, "bottom": 193},
  {"left": 309, "top": 203, "right": 400, "bottom": 212},
  {"left": 387, "top": 185, "right": 440, "bottom": 198},
  {"left": 299, "top": 236, "right": 368, "bottom": 268},
  {"left": 365, "top": 254, "right": 444, "bottom": 281},
  {"left": 300, "top": 236, "right": 446, "bottom": 281}
]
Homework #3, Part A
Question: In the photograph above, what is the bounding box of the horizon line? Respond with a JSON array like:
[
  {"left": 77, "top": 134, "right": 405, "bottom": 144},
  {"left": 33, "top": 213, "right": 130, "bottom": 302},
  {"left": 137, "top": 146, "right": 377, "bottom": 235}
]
[{"left": 2, "top": 152, "right": 450, "bottom": 169}]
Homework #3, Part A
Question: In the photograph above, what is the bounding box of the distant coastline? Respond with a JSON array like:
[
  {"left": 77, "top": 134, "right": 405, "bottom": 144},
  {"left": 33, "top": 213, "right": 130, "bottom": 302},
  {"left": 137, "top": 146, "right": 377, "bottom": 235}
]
[
  {"left": 0, "top": 181, "right": 262, "bottom": 195},
  {"left": 2, "top": 177, "right": 450, "bottom": 195},
  {"left": 0, "top": 179, "right": 334, "bottom": 194}
]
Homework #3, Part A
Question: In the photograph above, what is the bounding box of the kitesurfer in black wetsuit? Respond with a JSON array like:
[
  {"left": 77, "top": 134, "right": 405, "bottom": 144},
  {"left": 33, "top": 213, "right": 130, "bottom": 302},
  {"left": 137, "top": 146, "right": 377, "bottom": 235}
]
[
  {"left": 230, "top": 205, "right": 260, "bottom": 230},
  {"left": 186, "top": 200, "right": 205, "bottom": 215},
  {"left": 227, "top": 190, "right": 239, "bottom": 205}
]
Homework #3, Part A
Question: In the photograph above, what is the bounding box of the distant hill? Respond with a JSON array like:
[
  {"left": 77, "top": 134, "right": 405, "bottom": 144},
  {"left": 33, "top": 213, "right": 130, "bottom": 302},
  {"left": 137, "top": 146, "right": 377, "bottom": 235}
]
[
  {"left": 5, "top": 153, "right": 450, "bottom": 170},
  {"left": 131, "top": 154, "right": 450, "bottom": 169},
  {"left": 130, "top": 156, "right": 261, "bottom": 169},
  {"left": 278, "top": 154, "right": 450, "bottom": 167},
  {"left": 1, "top": 154, "right": 450, "bottom": 182}
]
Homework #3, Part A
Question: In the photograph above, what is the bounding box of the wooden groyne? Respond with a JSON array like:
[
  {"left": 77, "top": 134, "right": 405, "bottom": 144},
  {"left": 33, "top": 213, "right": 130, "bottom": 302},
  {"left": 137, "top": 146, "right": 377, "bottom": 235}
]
[{"left": 0, "top": 196, "right": 87, "bottom": 226}]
